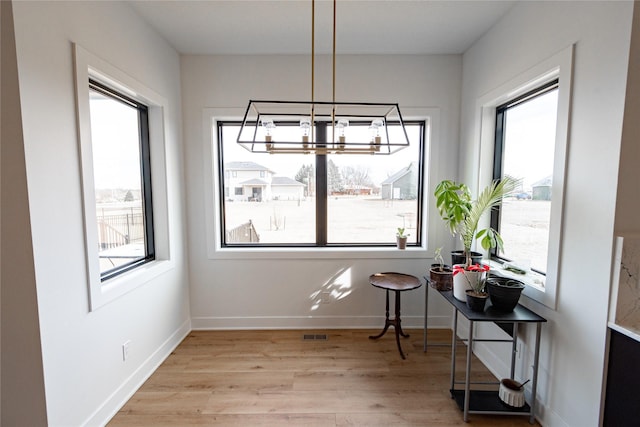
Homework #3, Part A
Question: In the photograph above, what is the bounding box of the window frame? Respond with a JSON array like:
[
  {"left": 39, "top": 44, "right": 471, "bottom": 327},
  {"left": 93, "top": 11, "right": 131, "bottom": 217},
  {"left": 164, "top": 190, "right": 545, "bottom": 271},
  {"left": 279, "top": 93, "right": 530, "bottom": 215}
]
[
  {"left": 475, "top": 45, "right": 574, "bottom": 310},
  {"left": 216, "top": 120, "right": 426, "bottom": 249},
  {"left": 490, "top": 78, "right": 559, "bottom": 273},
  {"left": 203, "top": 107, "right": 438, "bottom": 260},
  {"left": 74, "top": 44, "right": 174, "bottom": 311},
  {"left": 88, "top": 78, "right": 156, "bottom": 281}
]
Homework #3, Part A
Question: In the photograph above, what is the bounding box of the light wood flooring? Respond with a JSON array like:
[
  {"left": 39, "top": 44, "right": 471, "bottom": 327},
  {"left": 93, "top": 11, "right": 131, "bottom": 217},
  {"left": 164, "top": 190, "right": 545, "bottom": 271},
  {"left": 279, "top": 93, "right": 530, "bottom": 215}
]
[{"left": 108, "top": 329, "right": 540, "bottom": 426}]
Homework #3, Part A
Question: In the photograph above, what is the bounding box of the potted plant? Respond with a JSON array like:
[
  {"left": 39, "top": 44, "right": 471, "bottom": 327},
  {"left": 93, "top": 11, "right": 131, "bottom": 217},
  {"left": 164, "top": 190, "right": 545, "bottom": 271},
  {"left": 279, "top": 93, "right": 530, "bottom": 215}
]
[
  {"left": 454, "top": 264, "right": 490, "bottom": 312},
  {"left": 434, "top": 180, "right": 480, "bottom": 266},
  {"left": 435, "top": 177, "right": 518, "bottom": 301},
  {"left": 396, "top": 227, "right": 408, "bottom": 250},
  {"left": 485, "top": 275, "right": 525, "bottom": 312},
  {"left": 429, "top": 247, "right": 453, "bottom": 291}
]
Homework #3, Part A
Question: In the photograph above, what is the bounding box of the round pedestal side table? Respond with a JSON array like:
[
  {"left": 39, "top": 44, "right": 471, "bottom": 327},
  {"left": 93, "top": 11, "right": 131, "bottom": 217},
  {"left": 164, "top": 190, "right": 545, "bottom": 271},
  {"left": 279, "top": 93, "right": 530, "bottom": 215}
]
[{"left": 368, "top": 272, "right": 422, "bottom": 359}]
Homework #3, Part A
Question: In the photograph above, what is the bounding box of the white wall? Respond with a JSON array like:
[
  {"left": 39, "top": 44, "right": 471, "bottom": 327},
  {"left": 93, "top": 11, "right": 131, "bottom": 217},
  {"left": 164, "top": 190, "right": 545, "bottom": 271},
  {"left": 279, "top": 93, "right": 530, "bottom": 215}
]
[
  {"left": 460, "top": 2, "right": 633, "bottom": 426},
  {"left": 182, "top": 54, "right": 462, "bottom": 330},
  {"left": 1, "top": 1, "right": 48, "bottom": 425},
  {"left": 11, "top": 2, "right": 190, "bottom": 425}
]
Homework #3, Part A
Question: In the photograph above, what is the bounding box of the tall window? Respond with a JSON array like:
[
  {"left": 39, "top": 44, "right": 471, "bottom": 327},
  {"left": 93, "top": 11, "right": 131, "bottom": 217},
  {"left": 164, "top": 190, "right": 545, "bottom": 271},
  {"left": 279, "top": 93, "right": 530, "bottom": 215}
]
[
  {"left": 492, "top": 80, "right": 559, "bottom": 274},
  {"left": 88, "top": 79, "right": 155, "bottom": 280},
  {"left": 217, "top": 121, "right": 425, "bottom": 247}
]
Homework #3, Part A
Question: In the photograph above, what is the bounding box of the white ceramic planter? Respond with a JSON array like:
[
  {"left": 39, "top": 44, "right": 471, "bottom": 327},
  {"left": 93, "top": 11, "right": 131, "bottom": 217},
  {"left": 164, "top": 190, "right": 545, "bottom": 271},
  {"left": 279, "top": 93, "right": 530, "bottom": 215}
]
[
  {"left": 452, "top": 265, "right": 481, "bottom": 301},
  {"left": 498, "top": 379, "right": 525, "bottom": 408}
]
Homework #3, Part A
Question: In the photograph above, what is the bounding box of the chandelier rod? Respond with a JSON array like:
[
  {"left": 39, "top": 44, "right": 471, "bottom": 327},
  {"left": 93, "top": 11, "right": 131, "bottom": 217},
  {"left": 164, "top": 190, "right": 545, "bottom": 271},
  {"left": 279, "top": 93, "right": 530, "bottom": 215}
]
[
  {"left": 332, "top": 0, "right": 336, "bottom": 106},
  {"left": 332, "top": 0, "right": 337, "bottom": 145},
  {"left": 311, "top": 0, "right": 315, "bottom": 105}
]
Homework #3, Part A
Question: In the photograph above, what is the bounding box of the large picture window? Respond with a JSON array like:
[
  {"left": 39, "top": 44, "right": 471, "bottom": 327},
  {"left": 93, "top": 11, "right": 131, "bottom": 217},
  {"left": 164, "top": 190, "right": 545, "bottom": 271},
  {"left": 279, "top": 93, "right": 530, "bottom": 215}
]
[
  {"left": 88, "top": 79, "right": 155, "bottom": 280},
  {"left": 217, "top": 121, "right": 425, "bottom": 247},
  {"left": 491, "top": 80, "right": 559, "bottom": 275}
]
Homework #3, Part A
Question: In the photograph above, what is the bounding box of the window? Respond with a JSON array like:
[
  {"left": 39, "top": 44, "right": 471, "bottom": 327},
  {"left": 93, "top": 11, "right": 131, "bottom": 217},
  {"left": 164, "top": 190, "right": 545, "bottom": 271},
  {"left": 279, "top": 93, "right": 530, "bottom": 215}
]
[
  {"left": 88, "top": 79, "right": 155, "bottom": 280},
  {"left": 476, "top": 45, "right": 572, "bottom": 309},
  {"left": 75, "top": 44, "right": 173, "bottom": 310},
  {"left": 217, "top": 121, "right": 425, "bottom": 247},
  {"left": 492, "top": 80, "right": 559, "bottom": 274}
]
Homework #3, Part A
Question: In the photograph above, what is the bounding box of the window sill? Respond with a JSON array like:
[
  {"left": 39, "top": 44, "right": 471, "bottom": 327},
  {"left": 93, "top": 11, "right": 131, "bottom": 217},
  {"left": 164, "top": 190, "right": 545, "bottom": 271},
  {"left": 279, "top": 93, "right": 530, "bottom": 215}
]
[
  {"left": 487, "top": 260, "right": 545, "bottom": 290},
  {"left": 208, "top": 246, "right": 430, "bottom": 260},
  {"left": 91, "top": 259, "right": 174, "bottom": 311},
  {"left": 486, "top": 260, "right": 553, "bottom": 309}
]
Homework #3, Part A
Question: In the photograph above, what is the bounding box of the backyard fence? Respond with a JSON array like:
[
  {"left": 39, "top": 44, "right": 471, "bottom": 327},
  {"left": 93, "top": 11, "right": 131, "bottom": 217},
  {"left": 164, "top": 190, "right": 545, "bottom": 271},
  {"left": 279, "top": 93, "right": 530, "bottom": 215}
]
[
  {"left": 226, "top": 220, "right": 260, "bottom": 243},
  {"left": 97, "top": 210, "right": 145, "bottom": 250}
]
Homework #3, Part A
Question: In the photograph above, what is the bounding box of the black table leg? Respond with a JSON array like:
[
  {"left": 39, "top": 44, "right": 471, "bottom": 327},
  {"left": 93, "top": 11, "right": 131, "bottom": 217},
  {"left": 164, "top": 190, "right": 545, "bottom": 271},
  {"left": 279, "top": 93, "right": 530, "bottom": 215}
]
[{"left": 369, "top": 289, "right": 408, "bottom": 359}]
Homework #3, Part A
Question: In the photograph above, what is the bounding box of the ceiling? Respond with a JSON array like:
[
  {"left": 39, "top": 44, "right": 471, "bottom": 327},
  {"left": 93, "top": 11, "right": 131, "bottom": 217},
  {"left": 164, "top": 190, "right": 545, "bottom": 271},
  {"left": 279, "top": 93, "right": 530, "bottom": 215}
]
[{"left": 128, "top": 1, "right": 516, "bottom": 55}]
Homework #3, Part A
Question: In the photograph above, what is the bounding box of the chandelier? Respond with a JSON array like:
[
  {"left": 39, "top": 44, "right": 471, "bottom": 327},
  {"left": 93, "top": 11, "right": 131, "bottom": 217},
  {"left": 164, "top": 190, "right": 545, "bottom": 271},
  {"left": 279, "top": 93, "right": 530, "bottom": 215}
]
[{"left": 237, "top": 0, "right": 410, "bottom": 155}]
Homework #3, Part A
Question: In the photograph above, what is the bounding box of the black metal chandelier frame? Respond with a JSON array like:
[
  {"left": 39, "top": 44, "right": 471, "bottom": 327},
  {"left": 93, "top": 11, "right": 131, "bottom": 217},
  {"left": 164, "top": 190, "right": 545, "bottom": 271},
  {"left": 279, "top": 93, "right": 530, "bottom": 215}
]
[{"left": 237, "top": 0, "right": 410, "bottom": 155}]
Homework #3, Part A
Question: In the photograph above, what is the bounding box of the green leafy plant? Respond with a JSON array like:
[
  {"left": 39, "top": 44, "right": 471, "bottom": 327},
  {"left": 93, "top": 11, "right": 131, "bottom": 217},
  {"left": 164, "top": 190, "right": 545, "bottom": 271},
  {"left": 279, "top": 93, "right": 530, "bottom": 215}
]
[
  {"left": 397, "top": 227, "right": 408, "bottom": 238},
  {"left": 434, "top": 177, "right": 519, "bottom": 267}
]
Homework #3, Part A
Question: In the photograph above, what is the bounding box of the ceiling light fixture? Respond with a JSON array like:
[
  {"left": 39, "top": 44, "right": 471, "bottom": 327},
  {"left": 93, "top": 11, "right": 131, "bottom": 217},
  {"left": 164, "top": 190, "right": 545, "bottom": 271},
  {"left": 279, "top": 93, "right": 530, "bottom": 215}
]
[{"left": 237, "top": 0, "right": 410, "bottom": 155}]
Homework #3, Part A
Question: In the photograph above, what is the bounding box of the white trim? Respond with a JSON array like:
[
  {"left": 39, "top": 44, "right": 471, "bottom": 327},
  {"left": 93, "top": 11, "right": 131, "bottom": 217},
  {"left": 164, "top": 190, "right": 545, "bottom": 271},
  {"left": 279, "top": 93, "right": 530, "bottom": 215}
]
[
  {"left": 191, "top": 315, "right": 449, "bottom": 330},
  {"left": 475, "top": 44, "right": 574, "bottom": 310},
  {"left": 80, "top": 319, "right": 191, "bottom": 427},
  {"left": 73, "top": 44, "right": 174, "bottom": 310},
  {"left": 203, "top": 107, "right": 441, "bottom": 260}
]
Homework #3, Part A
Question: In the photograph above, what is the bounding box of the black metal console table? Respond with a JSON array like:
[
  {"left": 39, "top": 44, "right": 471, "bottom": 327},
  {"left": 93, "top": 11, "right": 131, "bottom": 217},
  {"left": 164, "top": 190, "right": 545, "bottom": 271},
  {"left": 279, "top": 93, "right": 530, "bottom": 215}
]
[{"left": 429, "top": 286, "right": 546, "bottom": 423}]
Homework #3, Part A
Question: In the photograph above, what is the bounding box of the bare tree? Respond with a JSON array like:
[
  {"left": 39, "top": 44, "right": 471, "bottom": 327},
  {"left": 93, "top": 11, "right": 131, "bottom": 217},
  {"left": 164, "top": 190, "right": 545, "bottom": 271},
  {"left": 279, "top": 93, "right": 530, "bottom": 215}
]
[{"left": 341, "top": 165, "right": 374, "bottom": 188}]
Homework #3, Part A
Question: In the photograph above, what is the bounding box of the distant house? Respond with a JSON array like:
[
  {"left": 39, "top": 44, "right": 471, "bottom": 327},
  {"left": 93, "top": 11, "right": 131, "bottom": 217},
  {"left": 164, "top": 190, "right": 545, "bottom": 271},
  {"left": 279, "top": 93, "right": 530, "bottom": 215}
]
[
  {"left": 271, "top": 176, "right": 305, "bottom": 200},
  {"left": 381, "top": 162, "right": 418, "bottom": 200},
  {"left": 224, "top": 162, "right": 304, "bottom": 202},
  {"left": 224, "top": 161, "right": 274, "bottom": 201},
  {"left": 342, "top": 184, "right": 372, "bottom": 196},
  {"left": 532, "top": 175, "right": 552, "bottom": 200}
]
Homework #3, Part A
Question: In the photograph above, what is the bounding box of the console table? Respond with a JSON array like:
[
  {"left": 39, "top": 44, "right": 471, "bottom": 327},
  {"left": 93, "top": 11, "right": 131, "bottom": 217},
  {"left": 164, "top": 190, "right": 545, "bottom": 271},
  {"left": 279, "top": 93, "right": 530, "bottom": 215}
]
[{"left": 430, "top": 286, "right": 546, "bottom": 423}]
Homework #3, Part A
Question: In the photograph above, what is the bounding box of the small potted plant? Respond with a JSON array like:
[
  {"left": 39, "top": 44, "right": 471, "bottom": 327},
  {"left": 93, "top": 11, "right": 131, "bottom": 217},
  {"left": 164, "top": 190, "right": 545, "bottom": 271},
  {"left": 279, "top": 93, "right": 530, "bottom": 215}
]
[
  {"left": 429, "top": 247, "right": 453, "bottom": 291},
  {"left": 435, "top": 177, "right": 518, "bottom": 301},
  {"left": 396, "top": 227, "right": 408, "bottom": 250},
  {"left": 454, "top": 264, "right": 490, "bottom": 312}
]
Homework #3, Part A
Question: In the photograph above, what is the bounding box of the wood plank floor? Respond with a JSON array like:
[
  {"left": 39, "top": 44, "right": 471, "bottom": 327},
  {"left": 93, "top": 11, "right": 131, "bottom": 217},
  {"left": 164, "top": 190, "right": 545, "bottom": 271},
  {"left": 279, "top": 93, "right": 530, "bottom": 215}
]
[{"left": 108, "top": 329, "right": 540, "bottom": 426}]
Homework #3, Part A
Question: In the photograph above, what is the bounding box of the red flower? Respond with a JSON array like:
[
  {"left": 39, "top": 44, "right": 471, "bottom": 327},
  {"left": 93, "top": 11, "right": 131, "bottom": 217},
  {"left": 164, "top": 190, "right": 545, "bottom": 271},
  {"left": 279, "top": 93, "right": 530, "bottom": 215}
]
[{"left": 453, "top": 263, "right": 489, "bottom": 276}]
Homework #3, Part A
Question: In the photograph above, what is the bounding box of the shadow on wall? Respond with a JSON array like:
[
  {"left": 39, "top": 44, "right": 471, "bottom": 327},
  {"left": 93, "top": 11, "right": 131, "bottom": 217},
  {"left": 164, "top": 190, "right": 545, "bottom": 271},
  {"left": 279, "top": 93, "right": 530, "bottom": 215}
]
[{"left": 309, "top": 267, "right": 354, "bottom": 311}]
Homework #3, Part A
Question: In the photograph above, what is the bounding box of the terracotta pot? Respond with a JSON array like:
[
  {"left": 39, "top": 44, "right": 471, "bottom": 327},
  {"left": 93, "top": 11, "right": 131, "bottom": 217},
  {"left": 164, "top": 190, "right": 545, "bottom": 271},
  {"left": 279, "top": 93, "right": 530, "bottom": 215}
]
[
  {"left": 429, "top": 265, "right": 453, "bottom": 291},
  {"left": 396, "top": 236, "right": 407, "bottom": 249}
]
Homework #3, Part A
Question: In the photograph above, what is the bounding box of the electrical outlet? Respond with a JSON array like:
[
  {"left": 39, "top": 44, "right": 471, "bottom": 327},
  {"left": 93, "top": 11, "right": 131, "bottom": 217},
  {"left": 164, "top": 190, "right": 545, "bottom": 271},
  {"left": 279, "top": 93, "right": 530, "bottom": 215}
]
[{"left": 122, "top": 340, "right": 131, "bottom": 361}]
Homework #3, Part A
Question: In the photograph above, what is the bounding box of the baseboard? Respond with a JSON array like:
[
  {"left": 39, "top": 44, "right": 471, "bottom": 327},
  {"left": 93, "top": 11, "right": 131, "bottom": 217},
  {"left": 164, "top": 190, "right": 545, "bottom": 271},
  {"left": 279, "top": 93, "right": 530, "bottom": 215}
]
[
  {"left": 191, "top": 314, "right": 452, "bottom": 330},
  {"left": 82, "top": 318, "right": 191, "bottom": 427}
]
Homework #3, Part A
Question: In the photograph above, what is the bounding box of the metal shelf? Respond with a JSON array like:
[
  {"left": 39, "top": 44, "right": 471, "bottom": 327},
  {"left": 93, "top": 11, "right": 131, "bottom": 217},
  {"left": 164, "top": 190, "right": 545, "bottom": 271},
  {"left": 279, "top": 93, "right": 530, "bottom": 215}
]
[
  {"left": 424, "top": 283, "right": 546, "bottom": 423},
  {"left": 450, "top": 389, "right": 531, "bottom": 416}
]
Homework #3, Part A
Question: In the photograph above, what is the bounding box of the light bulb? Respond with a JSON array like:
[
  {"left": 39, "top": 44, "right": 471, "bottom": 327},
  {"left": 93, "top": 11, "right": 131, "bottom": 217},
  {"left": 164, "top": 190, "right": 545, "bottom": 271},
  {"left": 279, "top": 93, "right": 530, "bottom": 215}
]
[
  {"left": 261, "top": 118, "right": 276, "bottom": 150},
  {"left": 300, "top": 118, "right": 311, "bottom": 143},
  {"left": 369, "top": 119, "right": 384, "bottom": 151},
  {"left": 261, "top": 119, "right": 276, "bottom": 140},
  {"left": 336, "top": 119, "right": 349, "bottom": 146}
]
